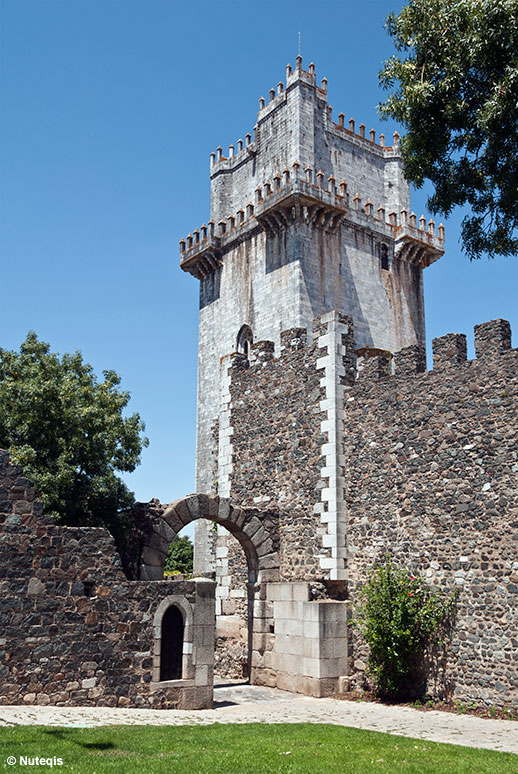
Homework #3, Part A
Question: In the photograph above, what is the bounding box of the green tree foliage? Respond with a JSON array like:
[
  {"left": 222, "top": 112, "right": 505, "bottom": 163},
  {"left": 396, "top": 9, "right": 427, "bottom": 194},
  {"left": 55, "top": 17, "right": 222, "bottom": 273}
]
[
  {"left": 352, "top": 560, "right": 457, "bottom": 699},
  {"left": 0, "top": 332, "right": 148, "bottom": 545},
  {"left": 379, "top": 0, "right": 518, "bottom": 259},
  {"left": 164, "top": 535, "right": 194, "bottom": 575}
]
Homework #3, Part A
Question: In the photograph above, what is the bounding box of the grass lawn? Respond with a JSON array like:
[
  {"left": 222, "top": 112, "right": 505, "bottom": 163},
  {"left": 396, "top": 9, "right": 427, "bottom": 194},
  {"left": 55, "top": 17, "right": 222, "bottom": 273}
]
[{"left": 0, "top": 723, "right": 516, "bottom": 774}]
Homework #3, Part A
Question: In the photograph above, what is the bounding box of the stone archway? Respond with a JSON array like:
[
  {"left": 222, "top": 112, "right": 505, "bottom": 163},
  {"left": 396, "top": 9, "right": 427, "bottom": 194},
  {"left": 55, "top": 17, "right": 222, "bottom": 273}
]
[
  {"left": 138, "top": 493, "right": 280, "bottom": 682},
  {"left": 139, "top": 494, "right": 279, "bottom": 583}
]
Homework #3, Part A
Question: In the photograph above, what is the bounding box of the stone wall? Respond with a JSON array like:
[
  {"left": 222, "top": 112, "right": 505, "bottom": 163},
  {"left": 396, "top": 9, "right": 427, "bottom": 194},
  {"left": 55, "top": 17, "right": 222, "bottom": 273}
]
[
  {"left": 345, "top": 320, "right": 518, "bottom": 707},
  {"left": 225, "top": 319, "right": 518, "bottom": 707},
  {"left": 228, "top": 327, "right": 326, "bottom": 580},
  {"left": 260, "top": 582, "right": 348, "bottom": 698},
  {"left": 0, "top": 452, "right": 215, "bottom": 710}
]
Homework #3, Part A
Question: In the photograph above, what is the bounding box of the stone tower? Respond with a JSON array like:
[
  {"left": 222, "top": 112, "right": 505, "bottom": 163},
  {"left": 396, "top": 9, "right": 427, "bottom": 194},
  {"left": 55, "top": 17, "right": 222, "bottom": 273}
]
[{"left": 180, "top": 57, "right": 444, "bottom": 573}]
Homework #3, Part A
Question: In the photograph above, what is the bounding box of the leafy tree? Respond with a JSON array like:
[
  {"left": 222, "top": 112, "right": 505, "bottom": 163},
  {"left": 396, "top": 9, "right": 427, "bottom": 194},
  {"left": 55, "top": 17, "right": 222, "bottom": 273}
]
[
  {"left": 379, "top": 0, "right": 518, "bottom": 259},
  {"left": 352, "top": 559, "right": 457, "bottom": 700},
  {"left": 164, "top": 535, "right": 194, "bottom": 575},
  {"left": 0, "top": 332, "right": 148, "bottom": 546}
]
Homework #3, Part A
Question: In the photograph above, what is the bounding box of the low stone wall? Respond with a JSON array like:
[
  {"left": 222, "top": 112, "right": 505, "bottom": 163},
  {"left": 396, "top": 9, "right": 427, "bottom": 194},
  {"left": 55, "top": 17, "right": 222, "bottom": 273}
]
[{"left": 0, "top": 452, "right": 215, "bottom": 710}]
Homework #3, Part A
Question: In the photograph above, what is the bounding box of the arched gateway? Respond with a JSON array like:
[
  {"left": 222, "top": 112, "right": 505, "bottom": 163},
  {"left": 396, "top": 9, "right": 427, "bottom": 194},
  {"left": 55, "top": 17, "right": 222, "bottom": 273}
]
[
  {"left": 138, "top": 493, "right": 280, "bottom": 681},
  {"left": 138, "top": 493, "right": 280, "bottom": 584}
]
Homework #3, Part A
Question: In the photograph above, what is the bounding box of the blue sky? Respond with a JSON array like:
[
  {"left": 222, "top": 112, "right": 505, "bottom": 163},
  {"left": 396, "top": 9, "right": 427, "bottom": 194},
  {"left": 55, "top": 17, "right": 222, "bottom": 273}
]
[{"left": 2, "top": 0, "right": 517, "bottom": 510}]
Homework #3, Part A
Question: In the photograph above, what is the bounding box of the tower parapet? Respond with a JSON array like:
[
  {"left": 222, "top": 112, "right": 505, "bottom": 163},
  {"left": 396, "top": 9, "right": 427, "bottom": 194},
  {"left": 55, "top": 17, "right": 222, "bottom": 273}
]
[{"left": 180, "top": 163, "right": 444, "bottom": 278}]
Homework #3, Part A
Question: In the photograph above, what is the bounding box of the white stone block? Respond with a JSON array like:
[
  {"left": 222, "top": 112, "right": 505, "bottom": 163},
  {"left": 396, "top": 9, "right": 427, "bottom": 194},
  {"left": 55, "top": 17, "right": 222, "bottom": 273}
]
[
  {"left": 321, "top": 533, "right": 336, "bottom": 548},
  {"left": 320, "top": 419, "right": 335, "bottom": 434},
  {"left": 274, "top": 599, "right": 302, "bottom": 620},
  {"left": 319, "top": 557, "right": 335, "bottom": 570},
  {"left": 319, "top": 398, "right": 336, "bottom": 412},
  {"left": 216, "top": 615, "right": 243, "bottom": 638},
  {"left": 303, "top": 620, "right": 321, "bottom": 639},
  {"left": 291, "top": 583, "right": 310, "bottom": 602},
  {"left": 279, "top": 584, "right": 294, "bottom": 601},
  {"left": 317, "top": 332, "right": 334, "bottom": 348},
  {"left": 274, "top": 617, "right": 304, "bottom": 637},
  {"left": 302, "top": 657, "right": 321, "bottom": 679},
  {"left": 316, "top": 356, "right": 333, "bottom": 370},
  {"left": 195, "top": 664, "right": 209, "bottom": 686},
  {"left": 266, "top": 583, "right": 284, "bottom": 602},
  {"left": 303, "top": 638, "right": 319, "bottom": 659}
]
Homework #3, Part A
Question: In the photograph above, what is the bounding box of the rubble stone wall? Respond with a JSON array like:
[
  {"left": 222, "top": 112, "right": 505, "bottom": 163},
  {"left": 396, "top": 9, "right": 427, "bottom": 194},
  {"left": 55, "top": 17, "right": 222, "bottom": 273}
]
[
  {"left": 226, "top": 319, "right": 518, "bottom": 707},
  {"left": 0, "top": 452, "right": 215, "bottom": 710},
  {"left": 228, "top": 328, "right": 326, "bottom": 580},
  {"left": 345, "top": 319, "right": 518, "bottom": 707}
]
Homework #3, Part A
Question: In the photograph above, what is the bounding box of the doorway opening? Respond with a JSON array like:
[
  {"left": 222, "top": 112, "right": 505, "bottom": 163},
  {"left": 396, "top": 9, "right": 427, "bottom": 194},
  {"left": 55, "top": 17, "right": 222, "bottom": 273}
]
[
  {"left": 214, "top": 523, "right": 251, "bottom": 681},
  {"left": 139, "top": 494, "right": 280, "bottom": 689},
  {"left": 160, "top": 604, "right": 184, "bottom": 680}
]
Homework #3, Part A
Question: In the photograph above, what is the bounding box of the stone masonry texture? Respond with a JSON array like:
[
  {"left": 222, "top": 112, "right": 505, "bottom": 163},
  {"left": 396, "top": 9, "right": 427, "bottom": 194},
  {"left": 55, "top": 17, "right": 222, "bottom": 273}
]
[
  {"left": 223, "top": 318, "right": 518, "bottom": 707},
  {"left": 344, "top": 320, "right": 518, "bottom": 707},
  {"left": 228, "top": 328, "right": 326, "bottom": 581},
  {"left": 0, "top": 451, "right": 215, "bottom": 710}
]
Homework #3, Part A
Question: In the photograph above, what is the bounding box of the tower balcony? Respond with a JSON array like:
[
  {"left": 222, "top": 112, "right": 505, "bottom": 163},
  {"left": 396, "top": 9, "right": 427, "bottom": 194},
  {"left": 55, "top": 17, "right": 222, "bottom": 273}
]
[
  {"left": 180, "top": 236, "right": 223, "bottom": 279},
  {"left": 393, "top": 216, "right": 445, "bottom": 267},
  {"left": 254, "top": 180, "right": 348, "bottom": 234}
]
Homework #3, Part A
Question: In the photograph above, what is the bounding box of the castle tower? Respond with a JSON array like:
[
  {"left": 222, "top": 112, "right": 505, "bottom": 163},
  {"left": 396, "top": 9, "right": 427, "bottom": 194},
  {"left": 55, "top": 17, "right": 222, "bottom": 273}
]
[{"left": 180, "top": 58, "right": 444, "bottom": 573}]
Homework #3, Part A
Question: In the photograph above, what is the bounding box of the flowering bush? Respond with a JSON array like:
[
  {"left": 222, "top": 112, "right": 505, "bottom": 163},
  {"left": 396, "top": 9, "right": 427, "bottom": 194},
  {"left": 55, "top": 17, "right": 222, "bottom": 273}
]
[{"left": 352, "top": 559, "right": 457, "bottom": 700}]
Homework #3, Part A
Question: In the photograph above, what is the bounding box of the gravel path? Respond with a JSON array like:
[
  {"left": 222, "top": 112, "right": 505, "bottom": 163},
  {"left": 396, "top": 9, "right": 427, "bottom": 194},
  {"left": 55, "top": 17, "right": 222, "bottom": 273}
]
[{"left": 0, "top": 683, "right": 516, "bottom": 755}]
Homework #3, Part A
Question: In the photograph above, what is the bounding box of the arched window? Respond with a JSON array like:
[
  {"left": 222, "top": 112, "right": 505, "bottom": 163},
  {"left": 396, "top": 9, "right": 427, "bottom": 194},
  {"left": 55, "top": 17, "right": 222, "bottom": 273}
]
[
  {"left": 237, "top": 324, "right": 253, "bottom": 359},
  {"left": 380, "top": 243, "right": 389, "bottom": 270},
  {"left": 160, "top": 605, "right": 184, "bottom": 681}
]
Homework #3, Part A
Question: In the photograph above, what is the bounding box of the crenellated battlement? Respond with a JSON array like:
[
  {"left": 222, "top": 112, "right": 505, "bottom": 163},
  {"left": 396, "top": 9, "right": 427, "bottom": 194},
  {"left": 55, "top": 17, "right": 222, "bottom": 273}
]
[
  {"left": 200, "top": 56, "right": 435, "bottom": 232},
  {"left": 224, "top": 309, "right": 518, "bottom": 590},
  {"left": 357, "top": 317, "right": 514, "bottom": 382},
  {"left": 180, "top": 156, "right": 445, "bottom": 277},
  {"left": 209, "top": 57, "right": 404, "bottom": 175},
  {"left": 223, "top": 315, "right": 514, "bottom": 387}
]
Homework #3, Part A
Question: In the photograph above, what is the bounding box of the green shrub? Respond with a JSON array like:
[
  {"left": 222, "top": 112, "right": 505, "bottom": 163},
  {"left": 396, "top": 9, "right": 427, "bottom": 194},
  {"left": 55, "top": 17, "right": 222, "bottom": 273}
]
[
  {"left": 164, "top": 535, "right": 193, "bottom": 575},
  {"left": 352, "top": 559, "right": 457, "bottom": 700}
]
